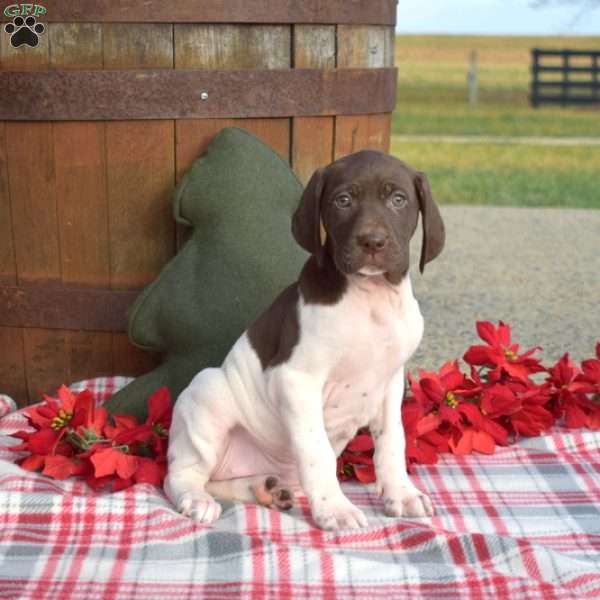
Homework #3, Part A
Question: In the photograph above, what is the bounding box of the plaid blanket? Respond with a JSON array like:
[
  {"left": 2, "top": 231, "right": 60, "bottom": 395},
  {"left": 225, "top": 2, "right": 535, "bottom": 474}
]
[{"left": 1, "top": 378, "right": 599, "bottom": 600}]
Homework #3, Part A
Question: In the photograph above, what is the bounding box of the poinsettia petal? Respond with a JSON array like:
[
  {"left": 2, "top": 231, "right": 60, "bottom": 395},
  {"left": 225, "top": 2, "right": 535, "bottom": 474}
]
[
  {"left": 116, "top": 453, "right": 139, "bottom": 480},
  {"left": 346, "top": 433, "right": 374, "bottom": 453},
  {"left": 416, "top": 413, "right": 442, "bottom": 435},
  {"left": 472, "top": 430, "right": 496, "bottom": 454},
  {"left": 43, "top": 455, "right": 76, "bottom": 480},
  {"left": 463, "top": 345, "right": 498, "bottom": 366},
  {"left": 449, "top": 429, "right": 474, "bottom": 455},
  {"left": 27, "top": 428, "right": 60, "bottom": 455},
  {"left": 353, "top": 464, "right": 376, "bottom": 483},
  {"left": 476, "top": 321, "right": 499, "bottom": 347},
  {"left": 147, "top": 387, "right": 173, "bottom": 427},
  {"left": 57, "top": 385, "right": 77, "bottom": 412},
  {"left": 19, "top": 454, "right": 45, "bottom": 471},
  {"left": 134, "top": 458, "right": 165, "bottom": 485},
  {"left": 90, "top": 447, "right": 119, "bottom": 478},
  {"left": 497, "top": 321, "right": 512, "bottom": 347}
]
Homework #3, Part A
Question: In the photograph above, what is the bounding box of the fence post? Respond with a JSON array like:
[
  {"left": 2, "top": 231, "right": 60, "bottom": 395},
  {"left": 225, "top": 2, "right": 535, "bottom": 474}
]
[
  {"left": 531, "top": 48, "right": 540, "bottom": 108},
  {"left": 467, "top": 49, "right": 478, "bottom": 105},
  {"left": 562, "top": 50, "right": 569, "bottom": 107},
  {"left": 593, "top": 54, "right": 599, "bottom": 103}
]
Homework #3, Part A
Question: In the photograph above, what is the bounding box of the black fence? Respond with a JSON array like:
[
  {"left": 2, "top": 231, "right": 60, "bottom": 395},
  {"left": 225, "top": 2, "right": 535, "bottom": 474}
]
[{"left": 530, "top": 49, "right": 600, "bottom": 107}]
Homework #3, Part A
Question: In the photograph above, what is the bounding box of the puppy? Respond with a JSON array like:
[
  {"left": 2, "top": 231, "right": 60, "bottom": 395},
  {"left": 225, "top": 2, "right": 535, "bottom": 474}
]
[{"left": 164, "top": 150, "right": 445, "bottom": 530}]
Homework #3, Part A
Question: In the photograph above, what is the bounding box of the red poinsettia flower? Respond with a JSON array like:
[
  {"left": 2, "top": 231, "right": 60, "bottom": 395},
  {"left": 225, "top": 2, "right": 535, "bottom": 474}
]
[
  {"left": 546, "top": 353, "right": 600, "bottom": 430},
  {"left": 409, "top": 361, "right": 480, "bottom": 426},
  {"left": 10, "top": 385, "right": 174, "bottom": 491},
  {"left": 463, "top": 321, "right": 545, "bottom": 382}
]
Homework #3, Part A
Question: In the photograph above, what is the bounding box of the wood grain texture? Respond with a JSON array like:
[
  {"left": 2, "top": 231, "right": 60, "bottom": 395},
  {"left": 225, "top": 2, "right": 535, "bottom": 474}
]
[
  {"left": 175, "top": 25, "right": 290, "bottom": 69},
  {"left": 49, "top": 23, "right": 102, "bottom": 69},
  {"left": 23, "top": 328, "right": 67, "bottom": 401},
  {"left": 0, "top": 69, "right": 397, "bottom": 120},
  {"left": 50, "top": 23, "right": 113, "bottom": 394},
  {"left": 67, "top": 331, "right": 113, "bottom": 383},
  {"left": 54, "top": 122, "right": 109, "bottom": 287},
  {"left": 112, "top": 333, "right": 161, "bottom": 377},
  {"left": 337, "top": 25, "right": 395, "bottom": 68},
  {"left": 105, "top": 120, "right": 175, "bottom": 290},
  {"left": 0, "top": 284, "right": 137, "bottom": 331},
  {"left": 0, "top": 327, "right": 27, "bottom": 406},
  {"left": 103, "top": 24, "right": 173, "bottom": 69},
  {"left": 102, "top": 24, "right": 176, "bottom": 376},
  {"left": 3, "top": 31, "right": 67, "bottom": 405},
  {"left": 0, "top": 1, "right": 398, "bottom": 25},
  {"left": 6, "top": 122, "right": 60, "bottom": 283},
  {"left": 0, "top": 122, "right": 16, "bottom": 284},
  {"left": 293, "top": 25, "right": 335, "bottom": 68},
  {"left": 334, "top": 113, "right": 392, "bottom": 159},
  {"left": 292, "top": 117, "right": 334, "bottom": 185}
]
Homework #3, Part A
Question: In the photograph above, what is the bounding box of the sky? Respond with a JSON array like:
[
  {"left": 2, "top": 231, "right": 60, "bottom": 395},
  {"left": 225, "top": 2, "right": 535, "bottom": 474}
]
[{"left": 396, "top": 0, "right": 600, "bottom": 35}]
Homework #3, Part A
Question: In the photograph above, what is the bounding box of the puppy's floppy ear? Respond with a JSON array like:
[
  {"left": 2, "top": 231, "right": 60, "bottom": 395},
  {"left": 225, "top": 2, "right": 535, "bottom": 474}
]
[
  {"left": 292, "top": 167, "right": 326, "bottom": 266},
  {"left": 415, "top": 172, "right": 445, "bottom": 273}
]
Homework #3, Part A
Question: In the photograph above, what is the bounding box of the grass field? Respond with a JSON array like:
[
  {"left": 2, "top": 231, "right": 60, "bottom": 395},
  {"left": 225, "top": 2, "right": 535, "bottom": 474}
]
[{"left": 391, "top": 35, "right": 600, "bottom": 208}]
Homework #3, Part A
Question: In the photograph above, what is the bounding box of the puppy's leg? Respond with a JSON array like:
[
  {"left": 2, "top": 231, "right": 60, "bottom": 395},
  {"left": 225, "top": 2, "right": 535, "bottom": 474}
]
[
  {"left": 164, "top": 368, "right": 237, "bottom": 524},
  {"left": 207, "top": 475, "right": 294, "bottom": 511},
  {"left": 274, "top": 367, "right": 368, "bottom": 530},
  {"left": 370, "top": 367, "right": 434, "bottom": 518}
]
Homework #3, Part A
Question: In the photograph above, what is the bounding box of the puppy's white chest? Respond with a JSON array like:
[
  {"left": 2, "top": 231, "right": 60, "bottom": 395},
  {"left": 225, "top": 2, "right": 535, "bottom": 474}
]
[{"left": 316, "top": 276, "right": 424, "bottom": 448}]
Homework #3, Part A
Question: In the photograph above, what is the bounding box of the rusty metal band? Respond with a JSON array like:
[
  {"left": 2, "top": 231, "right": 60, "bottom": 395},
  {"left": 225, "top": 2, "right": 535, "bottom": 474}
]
[
  {"left": 0, "top": 68, "right": 397, "bottom": 121},
  {"left": 0, "top": 285, "right": 139, "bottom": 332},
  {"left": 0, "top": 1, "right": 397, "bottom": 25}
]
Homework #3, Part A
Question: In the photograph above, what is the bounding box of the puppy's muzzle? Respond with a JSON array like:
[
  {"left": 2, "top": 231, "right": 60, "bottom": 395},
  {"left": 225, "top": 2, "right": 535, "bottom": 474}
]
[{"left": 356, "top": 231, "right": 389, "bottom": 256}]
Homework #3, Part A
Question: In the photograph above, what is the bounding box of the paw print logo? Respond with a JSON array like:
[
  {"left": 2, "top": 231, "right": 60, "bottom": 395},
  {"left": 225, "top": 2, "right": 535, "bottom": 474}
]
[{"left": 4, "top": 15, "right": 45, "bottom": 48}]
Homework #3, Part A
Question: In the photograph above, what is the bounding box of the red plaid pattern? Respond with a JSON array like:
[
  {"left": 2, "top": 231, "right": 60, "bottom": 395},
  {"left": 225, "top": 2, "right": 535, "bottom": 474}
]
[{"left": 1, "top": 377, "right": 600, "bottom": 599}]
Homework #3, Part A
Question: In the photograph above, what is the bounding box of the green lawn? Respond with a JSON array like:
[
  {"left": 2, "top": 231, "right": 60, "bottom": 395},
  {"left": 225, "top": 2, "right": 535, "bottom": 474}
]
[
  {"left": 391, "top": 35, "right": 600, "bottom": 208},
  {"left": 391, "top": 138, "right": 600, "bottom": 208}
]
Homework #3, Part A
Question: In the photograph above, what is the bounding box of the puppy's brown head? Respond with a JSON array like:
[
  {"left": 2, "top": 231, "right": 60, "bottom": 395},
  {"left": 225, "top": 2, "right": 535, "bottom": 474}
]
[{"left": 292, "top": 151, "right": 445, "bottom": 284}]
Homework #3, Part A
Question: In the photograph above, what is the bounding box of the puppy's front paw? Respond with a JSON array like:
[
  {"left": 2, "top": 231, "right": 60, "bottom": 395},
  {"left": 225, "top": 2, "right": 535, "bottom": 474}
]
[
  {"left": 312, "top": 493, "right": 368, "bottom": 530},
  {"left": 177, "top": 490, "right": 222, "bottom": 523},
  {"left": 383, "top": 486, "right": 434, "bottom": 518}
]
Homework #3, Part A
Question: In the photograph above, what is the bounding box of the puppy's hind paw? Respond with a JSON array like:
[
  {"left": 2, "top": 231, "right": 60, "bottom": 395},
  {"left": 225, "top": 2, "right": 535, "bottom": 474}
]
[
  {"left": 253, "top": 476, "right": 294, "bottom": 511},
  {"left": 177, "top": 490, "right": 222, "bottom": 524}
]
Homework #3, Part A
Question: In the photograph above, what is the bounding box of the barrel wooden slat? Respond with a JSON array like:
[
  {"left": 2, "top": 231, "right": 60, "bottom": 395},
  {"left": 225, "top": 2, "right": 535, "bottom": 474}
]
[
  {"left": 292, "top": 117, "right": 334, "bottom": 185},
  {"left": 50, "top": 24, "right": 114, "bottom": 388},
  {"left": 337, "top": 25, "right": 395, "bottom": 68},
  {"left": 49, "top": 24, "right": 103, "bottom": 69},
  {"left": 0, "top": 1, "right": 397, "bottom": 26},
  {"left": 103, "top": 24, "right": 173, "bottom": 69},
  {"left": 0, "top": 326, "right": 27, "bottom": 406},
  {"left": 294, "top": 25, "right": 336, "bottom": 69},
  {"left": 7, "top": 119, "right": 70, "bottom": 400},
  {"left": 174, "top": 24, "right": 291, "bottom": 70},
  {"left": 102, "top": 24, "right": 174, "bottom": 378},
  {"left": 0, "top": 122, "right": 14, "bottom": 284},
  {"left": 334, "top": 113, "right": 392, "bottom": 159}
]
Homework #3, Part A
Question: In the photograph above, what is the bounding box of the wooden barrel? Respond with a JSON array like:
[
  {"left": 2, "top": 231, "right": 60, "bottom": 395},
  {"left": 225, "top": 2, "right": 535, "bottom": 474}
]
[{"left": 0, "top": 1, "right": 397, "bottom": 406}]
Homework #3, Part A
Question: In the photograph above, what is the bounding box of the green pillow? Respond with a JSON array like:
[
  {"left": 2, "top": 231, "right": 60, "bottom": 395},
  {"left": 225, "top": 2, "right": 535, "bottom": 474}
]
[{"left": 105, "top": 127, "right": 306, "bottom": 420}]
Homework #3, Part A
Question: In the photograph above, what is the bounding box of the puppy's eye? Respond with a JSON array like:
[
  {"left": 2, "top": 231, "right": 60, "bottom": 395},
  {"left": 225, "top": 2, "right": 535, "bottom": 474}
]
[
  {"left": 390, "top": 192, "right": 407, "bottom": 209},
  {"left": 334, "top": 194, "right": 352, "bottom": 209}
]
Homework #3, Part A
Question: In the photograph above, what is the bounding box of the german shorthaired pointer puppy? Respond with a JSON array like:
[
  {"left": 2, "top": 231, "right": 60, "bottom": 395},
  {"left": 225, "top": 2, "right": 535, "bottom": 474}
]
[{"left": 164, "top": 150, "right": 445, "bottom": 530}]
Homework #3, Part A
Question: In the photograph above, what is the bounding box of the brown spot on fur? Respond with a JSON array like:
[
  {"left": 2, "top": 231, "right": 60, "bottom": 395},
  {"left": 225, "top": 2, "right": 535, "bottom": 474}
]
[
  {"left": 247, "top": 284, "right": 300, "bottom": 370},
  {"left": 299, "top": 254, "right": 347, "bottom": 305}
]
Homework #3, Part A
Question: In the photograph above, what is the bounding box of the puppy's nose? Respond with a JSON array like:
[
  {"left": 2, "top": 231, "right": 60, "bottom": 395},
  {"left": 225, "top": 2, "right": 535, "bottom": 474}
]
[{"left": 357, "top": 232, "right": 388, "bottom": 254}]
